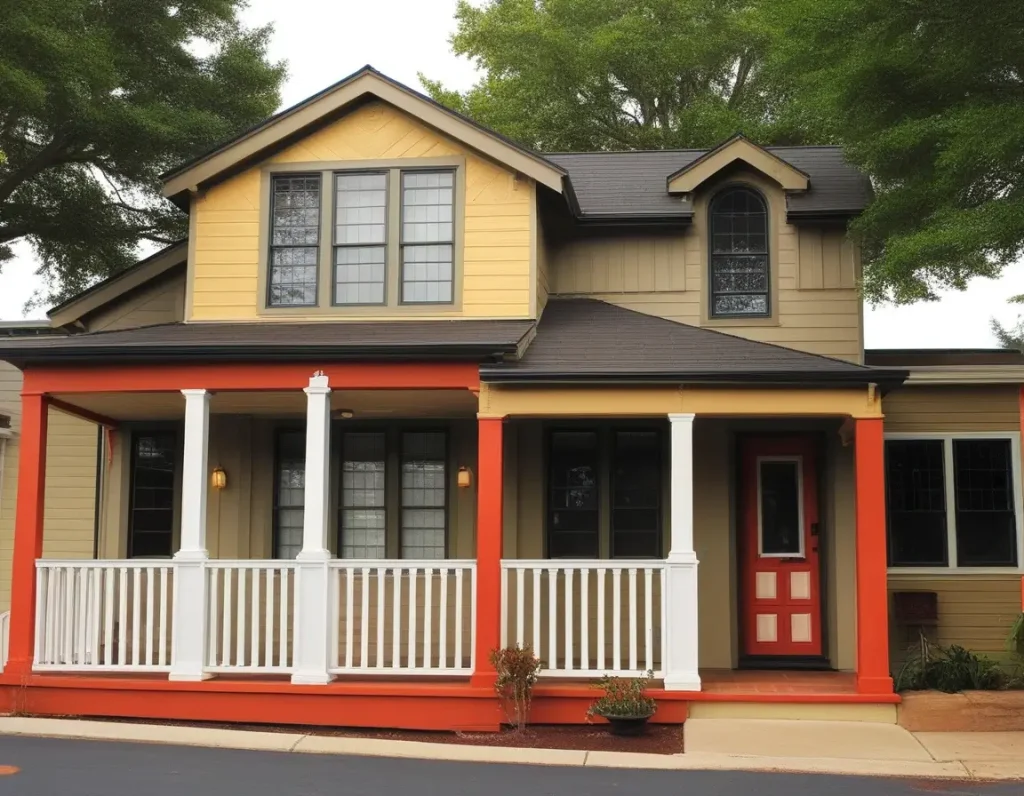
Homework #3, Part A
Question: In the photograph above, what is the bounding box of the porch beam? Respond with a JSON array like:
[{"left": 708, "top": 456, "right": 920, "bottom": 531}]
[
  {"left": 21, "top": 362, "right": 480, "bottom": 395},
  {"left": 664, "top": 413, "right": 701, "bottom": 691},
  {"left": 47, "top": 397, "right": 119, "bottom": 429},
  {"left": 854, "top": 417, "right": 893, "bottom": 695},
  {"left": 5, "top": 394, "right": 49, "bottom": 676},
  {"left": 471, "top": 416, "right": 504, "bottom": 687},
  {"left": 292, "top": 372, "right": 334, "bottom": 685},
  {"left": 169, "top": 389, "right": 212, "bottom": 681}
]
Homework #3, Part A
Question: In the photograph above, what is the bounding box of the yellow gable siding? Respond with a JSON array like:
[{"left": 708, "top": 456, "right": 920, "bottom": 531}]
[{"left": 190, "top": 101, "right": 534, "bottom": 321}]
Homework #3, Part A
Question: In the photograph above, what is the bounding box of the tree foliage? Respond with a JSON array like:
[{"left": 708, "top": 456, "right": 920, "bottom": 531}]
[
  {"left": 760, "top": 0, "right": 1024, "bottom": 304},
  {"left": 0, "top": 0, "right": 285, "bottom": 306},
  {"left": 421, "top": 0, "right": 807, "bottom": 152}
]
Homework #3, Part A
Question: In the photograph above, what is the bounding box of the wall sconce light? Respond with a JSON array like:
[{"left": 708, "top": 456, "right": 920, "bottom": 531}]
[
  {"left": 457, "top": 466, "right": 472, "bottom": 489},
  {"left": 334, "top": 408, "right": 355, "bottom": 419},
  {"left": 211, "top": 466, "right": 227, "bottom": 490}
]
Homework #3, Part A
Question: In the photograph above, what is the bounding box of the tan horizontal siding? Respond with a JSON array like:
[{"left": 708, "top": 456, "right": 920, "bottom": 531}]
[
  {"left": 883, "top": 385, "right": 1020, "bottom": 433},
  {"left": 889, "top": 575, "right": 1022, "bottom": 668}
]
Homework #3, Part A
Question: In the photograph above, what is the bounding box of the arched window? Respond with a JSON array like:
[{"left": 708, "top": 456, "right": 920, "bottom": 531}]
[{"left": 709, "top": 188, "right": 769, "bottom": 317}]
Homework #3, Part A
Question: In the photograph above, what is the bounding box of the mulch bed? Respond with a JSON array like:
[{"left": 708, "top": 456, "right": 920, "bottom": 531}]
[{"left": 75, "top": 716, "right": 685, "bottom": 755}]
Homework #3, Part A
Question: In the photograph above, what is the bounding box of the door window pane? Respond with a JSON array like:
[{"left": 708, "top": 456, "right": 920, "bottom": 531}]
[
  {"left": 885, "top": 440, "right": 948, "bottom": 566},
  {"left": 548, "top": 431, "right": 599, "bottom": 558},
  {"left": 953, "top": 439, "right": 1017, "bottom": 566},
  {"left": 274, "top": 431, "right": 305, "bottom": 560},
  {"left": 129, "top": 431, "right": 177, "bottom": 558},
  {"left": 401, "top": 432, "right": 446, "bottom": 559},
  {"left": 400, "top": 171, "right": 454, "bottom": 303},
  {"left": 340, "top": 432, "right": 386, "bottom": 558},
  {"left": 269, "top": 175, "right": 320, "bottom": 307},
  {"left": 759, "top": 459, "right": 802, "bottom": 556},
  {"left": 611, "top": 431, "right": 660, "bottom": 558}
]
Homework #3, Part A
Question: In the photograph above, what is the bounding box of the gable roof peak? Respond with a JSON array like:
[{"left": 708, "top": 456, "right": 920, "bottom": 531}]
[{"left": 667, "top": 134, "right": 811, "bottom": 194}]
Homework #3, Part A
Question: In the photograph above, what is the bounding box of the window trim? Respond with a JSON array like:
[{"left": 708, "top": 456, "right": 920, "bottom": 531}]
[
  {"left": 756, "top": 455, "right": 806, "bottom": 559},
  {"left": 885, "top": 431, "right": 1024, "bottom": 575},
  {"left": 707, "top": 185, "right": 771, "bottom": 320},
  {"left": 256, "top": 157, "right": 466, "bottom": 317}
]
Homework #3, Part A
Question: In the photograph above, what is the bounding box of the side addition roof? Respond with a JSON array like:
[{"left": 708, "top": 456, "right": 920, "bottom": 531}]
[{"left": 482, "top": 299, "right": 904, "bottom": 387}]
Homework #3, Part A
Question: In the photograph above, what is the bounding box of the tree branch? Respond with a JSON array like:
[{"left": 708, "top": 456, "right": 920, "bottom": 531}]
[{"left": 0, "top": 132, "right": 77, "bottom": 205}]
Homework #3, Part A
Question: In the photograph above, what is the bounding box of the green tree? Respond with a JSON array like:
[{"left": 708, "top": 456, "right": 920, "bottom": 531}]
[
  {"left": 0, "top": 0, "right": 285, "bottom": 305},
  {"left": 422, "top": 0, "right": 806, "bottom": 152},
  {"left": 991, "top": 297, "right": 1024, "bottom": 352},
  {"left": 760, "top": 0, "right": 1024, "bottom": 304}
]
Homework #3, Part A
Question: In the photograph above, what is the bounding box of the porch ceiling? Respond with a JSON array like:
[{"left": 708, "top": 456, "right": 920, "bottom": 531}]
[{"left": 51, "top": 388, "right": 479, "bottom": 421}]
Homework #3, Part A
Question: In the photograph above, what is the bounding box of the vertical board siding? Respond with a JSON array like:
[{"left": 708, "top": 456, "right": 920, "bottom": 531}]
[
  {"left": 191, "top": 101, "right": 533, "bottom": 321},
  {"left": 0, "top": 363, "right": 98, "bottom": 614}
]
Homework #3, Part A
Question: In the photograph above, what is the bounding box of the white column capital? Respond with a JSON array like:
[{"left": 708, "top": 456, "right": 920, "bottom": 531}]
[
  {"left": 180, "top": 388, "right": 210, "bottom": 399},
  {"left": 304, "top": 372, "right": 331, "bottom": 396},
  {"left": 668, "top": 412, "right": 696, "bottom": 423}
]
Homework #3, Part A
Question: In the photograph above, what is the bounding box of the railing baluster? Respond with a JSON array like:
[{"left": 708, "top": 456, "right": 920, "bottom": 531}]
[
  {"left": 375, "top": 567, "right": 385, "bottom": 669},
  {"left": 612, "top": 568, "right": 622, "bottom": 672},
  {"left": 250, "top": 569, "right": 261, "bottom": 668},
  {"left": 345, "top": 567, "right": 355, "bottom": 670},
  {"left": 423, "top": 568, "right": 434, "bottom": 670},
  {"left": 63, "top": 567, "right": 75, "bottom": 665},
  {"left": 391, "top": 566, "right": 401, "bottom": 669},
  {"left": 499, "top": 563, "right": 509, "bottom": 649},
  {"left": 279, "top": 568, "right": 289, "bottom": 667},
  {"left": 564, "top": 568, "right": 574, "bottom": 673},
  {"left": 454, "top": 567, "right": 464, "bottom": 669},
  {"left": 628, "top": 568, "right": 638, "bottom": 672},
  {"left": 74, "top": 568, "right": 86, "bottom": 665},
  {"left": 130, "top": 567, "right": 141, "bottom": 666},
  {"left": 145, "top": 568, "right": 155, "bottom": 666},
  {"left": 103, "top": 567, "right": 114, "bottom": 666},
  {"left": 221, "top": 568, "right": 233, "bottom": 667},
  {"left": 644, "top": 568, "right": 654, "bottom": 673},
  {"left": 580, "top": 568, "right": 589, "bottom": 673},
  {"left": 596, "top": 567, "right": 606, "bottom": 672},
  {"left": 438, "top": 568, "right": 448, "bottom": 670},
  {"left": 515, "top": 568, "right": 525, "bottom": 647},
  {"left": 236, "top": 568, "right": 247, "bottom": 667},
  {"left": 407, "top": 567, "right": 417, "bottom": 669},
  {"left": 117, "top": 567, "right": 128, "bottom": 666},
  {"left": 359, "top": 567, "right": 370, "bottom": 668},
  {"left": 207, "top": 568, "right": 220, "bottom": 667},
  {"left": 265, "top": 568, "right": 276, "bottom": 668},
  {"left": 531, "top": 568, "right": 541, "bottom": 656},
  {"left": 547, "top": 568, "right": 558, "bottom": 671}
]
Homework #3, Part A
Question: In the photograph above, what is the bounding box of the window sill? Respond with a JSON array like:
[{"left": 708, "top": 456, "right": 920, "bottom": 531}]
[
  {"left": 701, "top": 316, "right": 780, "bottom": 328},
  {"left": 888, "top": 567, "right": 1024, "bottom": 577}
]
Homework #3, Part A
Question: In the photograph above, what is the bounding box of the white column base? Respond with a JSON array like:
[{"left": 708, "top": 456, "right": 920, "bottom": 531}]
[
  {"left": 290, "top": 555, "right": 335, "bottom": 686},
  {"left": 168, "top": 553, "right": 210, "bottom": 681},
  {"left": 663, "top": 552, "right": 701, "bottom": 692}
]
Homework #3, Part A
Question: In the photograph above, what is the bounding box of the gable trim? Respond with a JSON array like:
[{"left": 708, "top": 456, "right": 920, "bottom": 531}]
[
  {"left": 667, "top": 135, "right": 810, "bottom": 194},
  {"left": 48, "top": 241, "right": 187, "bottom": 329},
  {"left": 162, "top": 67, "right": 567, "bottom": 201}
]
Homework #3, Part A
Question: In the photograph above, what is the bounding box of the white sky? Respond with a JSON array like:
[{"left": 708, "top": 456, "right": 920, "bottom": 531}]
[{"left": 0, "top": 0, "right": 1019, "bottom": 349}]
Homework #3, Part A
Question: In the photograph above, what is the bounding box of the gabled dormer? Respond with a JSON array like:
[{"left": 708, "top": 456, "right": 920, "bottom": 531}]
[{"left": 162, "top": 66, "right": 567, "bottom": 322}]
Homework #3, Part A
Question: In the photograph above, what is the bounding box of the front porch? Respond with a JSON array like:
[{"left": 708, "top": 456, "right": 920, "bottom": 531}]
[{"left": 0, "top": 361, "right": 897, "bottom": 729}]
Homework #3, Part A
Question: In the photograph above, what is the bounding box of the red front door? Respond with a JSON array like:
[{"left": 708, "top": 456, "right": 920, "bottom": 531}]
[{"left": 740, "top": 437, "right": 823, "bottom": 658}]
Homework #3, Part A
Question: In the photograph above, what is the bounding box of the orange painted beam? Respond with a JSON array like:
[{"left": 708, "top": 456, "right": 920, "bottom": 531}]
[
  {"left": 22, "top": 362, "right": 480, "bottom": 395},
  {"left": 471, "top": 417, "right": 504, "bottom": 688},
  {"left": 854, "top": 417, "right": 894, "bottom": 695},
  {"left": 48, "top": 397, "right": 119, "bottom": 428},
  {"left": 6, "top": 394, "right": 48, "bottom": 677}
]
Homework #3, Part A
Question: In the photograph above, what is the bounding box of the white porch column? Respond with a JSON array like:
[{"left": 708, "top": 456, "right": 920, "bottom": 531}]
[
  {"left": 664, "top": 413, "right": 701, "bottom": 691},
  {"left": 169, "top": 389, "right": 211, "bottom": 681},
  {"left": 291, "top": 372, "right": 334, "bottom": 685}
]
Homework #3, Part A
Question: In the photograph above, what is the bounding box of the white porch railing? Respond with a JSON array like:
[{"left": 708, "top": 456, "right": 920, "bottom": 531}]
[
  {"left": 34, "top": 561, "right": 175, "bottom": 672},
  {"left": 328, "top": 561, "right": 476, "bottom": 675},
  {"left": 500, "top": 560, "right": 666, "bottom": 678},
  {"left": 205, "top": 561, "right": 299, "bottom": 675},
  {"left": 0, "top": 610, "right": 9, "bottom": 672}
]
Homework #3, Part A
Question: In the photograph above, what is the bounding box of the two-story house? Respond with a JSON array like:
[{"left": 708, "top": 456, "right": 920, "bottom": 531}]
[{"left": 0, "top": 66, "right": 1021, "bottom": 731}]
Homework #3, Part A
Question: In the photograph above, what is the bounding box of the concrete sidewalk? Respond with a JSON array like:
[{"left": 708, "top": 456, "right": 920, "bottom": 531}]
[{"left": 0, "top": 716, "right": 1022, "bottom": 781}]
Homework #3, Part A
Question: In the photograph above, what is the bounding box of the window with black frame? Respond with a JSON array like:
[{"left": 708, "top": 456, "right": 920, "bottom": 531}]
[
  {"left": 400, "top": 431, "right": 447, "bottom": 559},
  {"left": 611, "top": 431, "right": 661, "bottom": 558},
  {"left": 128, "top": 431, "right": 177, "bottom": 558},
  {"left": 885, "top": 437, "right": 1018, "bottom": 568},
  {"left": 273, "top": 431, "right": 305, "bottom": 560},
  {"left": 547, "top": 431, "right": 600, "bottom": 558},
  {"left": 709, "top": 187, "right": 769, "bottom": 317},
  {"left": 339, "top": 431, "right": 387, "bottom": 558},
  {"left": 268, "top": 175, "right": 321, "bottom": 307}
]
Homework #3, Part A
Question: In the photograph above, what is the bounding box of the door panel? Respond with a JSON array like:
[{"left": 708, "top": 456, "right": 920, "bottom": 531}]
[{"left": 740, "top": 437, "right": 822, "bottom": 658}]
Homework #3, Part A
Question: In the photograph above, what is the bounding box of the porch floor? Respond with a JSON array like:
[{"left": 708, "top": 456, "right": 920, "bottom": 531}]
[{"left": 700, "top": 669, "right": 856, "bottom": 695}]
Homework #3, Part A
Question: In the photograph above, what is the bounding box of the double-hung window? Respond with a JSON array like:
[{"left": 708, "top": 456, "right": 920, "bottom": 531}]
[
  {"left": 266, "top": 166, "right": 457, "bottom": 310},
  {"left": 885, "top": 434, "right": 1022, "bottom": 570}
]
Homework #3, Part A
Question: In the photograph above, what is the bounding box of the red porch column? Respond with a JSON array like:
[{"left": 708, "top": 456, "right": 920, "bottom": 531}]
[
  {"left": 6, "top": 393, "right": 49, "bottom": 677},
  {"left": 471, "top": 416, "right": 504, "bottom": 687},
  {"left": 854, "top": 416, "right": 893, "bottom": 695}
]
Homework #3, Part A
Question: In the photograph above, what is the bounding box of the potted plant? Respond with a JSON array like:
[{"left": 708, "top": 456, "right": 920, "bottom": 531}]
[{"left": 587, "top": 670, "right": 657, "bottom": 736}]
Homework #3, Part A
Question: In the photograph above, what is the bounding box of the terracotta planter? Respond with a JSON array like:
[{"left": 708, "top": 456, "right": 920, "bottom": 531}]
[
  {"left": 601, "top": 714, "right": 653, "bottom": 737},
  {"left": 899, "top": 690, "right": 1024, "bottom": 732}
]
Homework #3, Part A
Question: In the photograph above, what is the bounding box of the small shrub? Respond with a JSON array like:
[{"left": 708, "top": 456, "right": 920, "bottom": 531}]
[
  {"left": 896, "top": 633, "right": 1003, "bottom": 693},
  {"left": 490, "top": 645, "right": 542, "bottom": 731},
  {"left": 587, "top": 671, "right": 657, "bottom": 719},
  {"left": 1007, "top": 613, "right": 1024, "bottom": 656}
]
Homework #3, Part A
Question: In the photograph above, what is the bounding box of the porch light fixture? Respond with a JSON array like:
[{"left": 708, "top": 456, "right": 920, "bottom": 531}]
[
  {"left": 211, "top": 466, "right": 227, "bottom": 490},
  {"left": 457, "top": 466, "right": 472, "bottom": 489},
  {"left": 334, "top": 408, "right": 355, "bottom": 419}
]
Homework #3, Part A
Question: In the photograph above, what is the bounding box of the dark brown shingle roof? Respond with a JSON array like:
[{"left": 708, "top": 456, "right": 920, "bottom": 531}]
[
  {"left": 544, "top": 147, "right": 871, "bottom": 219},
  {"left": 482, "top": 299, "right": 899, "bottom": 385},
  {"left": 0, "top": 319, "right": 535, "bottom": 366}
]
